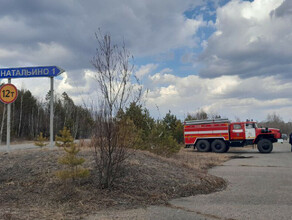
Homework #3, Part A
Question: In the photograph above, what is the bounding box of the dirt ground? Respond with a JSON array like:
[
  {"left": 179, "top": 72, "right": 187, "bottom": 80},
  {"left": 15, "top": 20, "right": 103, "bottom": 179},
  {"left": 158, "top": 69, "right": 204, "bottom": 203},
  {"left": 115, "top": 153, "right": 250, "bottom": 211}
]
[{"left": 0, "top": 147, "right": 230, "bottom": 220}]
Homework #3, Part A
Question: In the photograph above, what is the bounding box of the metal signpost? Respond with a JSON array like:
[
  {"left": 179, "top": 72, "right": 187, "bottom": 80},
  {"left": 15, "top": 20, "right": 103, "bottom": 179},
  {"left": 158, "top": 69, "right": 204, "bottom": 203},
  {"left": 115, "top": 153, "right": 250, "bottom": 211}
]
[
  {"left": 0, "top": 82, "right": 18, "bottom": 150},
  {"left": 0, "top": 66, "right": 65, "bottom": 150}
]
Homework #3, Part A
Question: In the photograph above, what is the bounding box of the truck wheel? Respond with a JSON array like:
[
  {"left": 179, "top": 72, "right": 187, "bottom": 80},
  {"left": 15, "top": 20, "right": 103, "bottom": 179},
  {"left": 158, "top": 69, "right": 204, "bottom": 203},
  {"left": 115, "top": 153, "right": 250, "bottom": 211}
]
[
  {"left": 257, "top": 139, "right": 273, "bottom": 153},
  {"left": 211, "top": 140, "right": 227, "bottom": 153},
  {"left": 196, "top": 140, "right": 211, "bottom": 152}
]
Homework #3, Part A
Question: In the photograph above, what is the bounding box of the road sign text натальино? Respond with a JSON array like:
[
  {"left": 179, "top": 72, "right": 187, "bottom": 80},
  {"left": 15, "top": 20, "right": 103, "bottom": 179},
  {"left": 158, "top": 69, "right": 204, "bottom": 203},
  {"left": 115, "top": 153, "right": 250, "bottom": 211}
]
[{"left": 0, "top": 66, "right": 65, "bottom": 79}]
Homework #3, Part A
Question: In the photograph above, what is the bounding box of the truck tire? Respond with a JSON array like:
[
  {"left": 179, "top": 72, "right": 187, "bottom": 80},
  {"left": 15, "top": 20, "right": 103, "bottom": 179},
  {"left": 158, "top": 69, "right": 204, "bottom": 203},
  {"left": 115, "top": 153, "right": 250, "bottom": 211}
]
[
  {"left": 196, "top": 140, "right": 211, "bottom": 152},
  {"left": 257, "top": 139, "right": 273, "bottom": 153},
  {"left": 211, "top": 140, "right": 227, "bottom": 153}
]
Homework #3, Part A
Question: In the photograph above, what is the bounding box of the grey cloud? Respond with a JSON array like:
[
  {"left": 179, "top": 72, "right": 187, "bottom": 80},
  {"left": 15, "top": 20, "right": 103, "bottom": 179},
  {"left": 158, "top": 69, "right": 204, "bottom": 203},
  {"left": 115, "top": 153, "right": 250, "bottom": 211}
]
[
  {"left": 64, "top": 69, "right": 87, "bottom": 87},
  {"left": 0, "top": 0, "right": 203, "bottom": 75},
  {"left": 215, "top": 77, "right": 292, "bottom": 102},
  {"left": 198, "top": 0, "right": 292, "bottom": 80},
  {"left": 272, "top": 0, "right": 292, "bottom": 18}
]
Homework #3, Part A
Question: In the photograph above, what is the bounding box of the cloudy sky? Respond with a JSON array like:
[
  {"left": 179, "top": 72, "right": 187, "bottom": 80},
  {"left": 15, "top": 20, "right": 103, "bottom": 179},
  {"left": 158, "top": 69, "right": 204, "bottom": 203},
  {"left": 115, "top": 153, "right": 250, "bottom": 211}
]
[{"left": 0, "top": 0, "right": 292, "bottom": 122}]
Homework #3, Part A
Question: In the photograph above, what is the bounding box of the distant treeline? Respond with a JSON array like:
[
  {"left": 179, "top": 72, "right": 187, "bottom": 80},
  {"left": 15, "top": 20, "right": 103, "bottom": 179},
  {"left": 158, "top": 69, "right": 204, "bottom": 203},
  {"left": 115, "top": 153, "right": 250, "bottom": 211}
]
[
  {"left": 0, "top": 88, "right": 93, "bottom": 143},
  {"left": 258, "top": 113, "right": 292, "bottom": 136},
  {"left": 0, "top": 88, "right": 290, "bottom": 144}
]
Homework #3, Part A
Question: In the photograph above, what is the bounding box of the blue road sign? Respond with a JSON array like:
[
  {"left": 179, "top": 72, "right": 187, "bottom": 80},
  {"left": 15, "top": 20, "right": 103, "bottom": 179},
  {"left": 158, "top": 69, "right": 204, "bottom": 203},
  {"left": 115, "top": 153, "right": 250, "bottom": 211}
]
[{"left": 0, "top": 66, "right": 65, "bottom": 79}]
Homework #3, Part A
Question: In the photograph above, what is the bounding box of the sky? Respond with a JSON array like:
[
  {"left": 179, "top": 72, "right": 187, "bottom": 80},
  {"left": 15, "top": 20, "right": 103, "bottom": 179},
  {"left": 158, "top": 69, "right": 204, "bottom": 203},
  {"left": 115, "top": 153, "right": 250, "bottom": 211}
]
[{"left": 0, "top": 0, "right": 292, "bottom": 122}]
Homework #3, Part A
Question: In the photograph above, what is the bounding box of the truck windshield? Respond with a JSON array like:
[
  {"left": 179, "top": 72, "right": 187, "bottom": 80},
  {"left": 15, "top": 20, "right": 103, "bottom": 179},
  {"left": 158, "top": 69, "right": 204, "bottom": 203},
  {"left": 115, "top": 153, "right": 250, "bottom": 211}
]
[{"left": 246, "top": 123, "right": 256, "bottom": 129}]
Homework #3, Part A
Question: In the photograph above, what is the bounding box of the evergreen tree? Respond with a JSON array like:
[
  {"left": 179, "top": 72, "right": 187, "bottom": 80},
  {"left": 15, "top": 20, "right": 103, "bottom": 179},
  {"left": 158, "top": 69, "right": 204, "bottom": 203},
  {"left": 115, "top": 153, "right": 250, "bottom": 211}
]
[
  {"left": 34, "top": 132, "right": 48, "bottom": 148},
  {"left": 163, "top": 111, "right": 184, "bottom": 144},
  {"left": 55, "top": 127, "right": 89, "bottom": 182},
  {"left": 148, "top": 120, "right": 181, "bottom": 157},
  {"left": 124, "top": 102, "right": 154, "bottom": 141}
]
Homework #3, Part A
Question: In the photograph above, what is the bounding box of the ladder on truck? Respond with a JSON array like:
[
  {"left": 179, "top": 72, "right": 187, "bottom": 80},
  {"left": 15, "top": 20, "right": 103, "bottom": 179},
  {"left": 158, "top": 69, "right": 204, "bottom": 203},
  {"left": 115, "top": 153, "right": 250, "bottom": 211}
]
[{"left": 184, "top": 118, "right": 230, "bottom": 125}]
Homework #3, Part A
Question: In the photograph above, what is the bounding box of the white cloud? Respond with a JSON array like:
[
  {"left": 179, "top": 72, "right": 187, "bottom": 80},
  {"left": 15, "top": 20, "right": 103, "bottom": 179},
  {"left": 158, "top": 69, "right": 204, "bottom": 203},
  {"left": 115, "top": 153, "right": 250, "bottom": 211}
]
[
  {"left": 135, "top": 64, "right": 158, "bottom": 79},
  {"left": 145, "top": 72, "right": 292, "bottom": 121},
  {"left": 160, "top": 68, "right": 173, "bottom": 74},
  {"left": 199, "top": 0, "right": 292, "bottom": 79}
]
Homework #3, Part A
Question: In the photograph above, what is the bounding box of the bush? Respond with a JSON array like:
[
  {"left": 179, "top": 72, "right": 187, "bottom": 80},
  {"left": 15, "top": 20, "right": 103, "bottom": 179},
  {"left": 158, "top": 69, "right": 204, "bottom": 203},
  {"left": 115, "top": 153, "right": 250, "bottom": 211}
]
[{"left": 92, "top": 115, "right": 141, "bottom": 188}]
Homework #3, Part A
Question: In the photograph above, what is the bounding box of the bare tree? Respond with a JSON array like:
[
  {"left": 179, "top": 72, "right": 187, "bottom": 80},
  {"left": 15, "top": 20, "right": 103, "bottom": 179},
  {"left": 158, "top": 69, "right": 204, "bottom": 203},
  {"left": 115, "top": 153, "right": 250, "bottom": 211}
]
[
  {"left": 234, "top": 116, "right": 241, "bottom": 122},
  {"left": 259, "top": 112, "right": 292, "bottom": 134},
  {"left": 185, "top": 109, "right": 208, "bottom": 121},
  {"left": 91, "top": 31, "right": 142, "bottom": 188}
]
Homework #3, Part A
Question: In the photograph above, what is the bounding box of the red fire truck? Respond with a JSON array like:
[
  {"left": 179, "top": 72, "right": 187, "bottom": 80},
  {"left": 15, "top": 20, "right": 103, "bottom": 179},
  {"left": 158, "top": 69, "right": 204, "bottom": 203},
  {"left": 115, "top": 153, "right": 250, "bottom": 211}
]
[{"left": 184, "top": 118, "right": 283, "bottom": 153}]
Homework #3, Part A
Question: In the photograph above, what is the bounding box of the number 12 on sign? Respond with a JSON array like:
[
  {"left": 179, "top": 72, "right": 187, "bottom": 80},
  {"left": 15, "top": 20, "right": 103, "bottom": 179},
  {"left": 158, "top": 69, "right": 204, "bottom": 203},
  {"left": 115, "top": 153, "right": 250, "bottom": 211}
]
[
  {"left": 0, "top": 83, "right": 18, "bottom": 104},
  {"left": 2, "top": 90, "right": 15, "bottom": 98}
]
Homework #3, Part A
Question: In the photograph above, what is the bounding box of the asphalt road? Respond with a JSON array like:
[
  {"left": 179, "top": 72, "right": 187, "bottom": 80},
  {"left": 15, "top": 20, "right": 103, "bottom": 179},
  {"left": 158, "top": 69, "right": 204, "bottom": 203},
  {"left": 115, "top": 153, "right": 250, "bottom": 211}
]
[
  {"left": 2, "top": 141, "right": 291, "bottom": 219},
  {"left": 170, "top": 142, "right": 292, "bottom": 220},
  {"left": 91, "top": 143, "right": 292, "bottom": 220},
  {"left": 0, "top": 139, "right": 89, "bottom": 152},
  {"left": 0, "top": 142, "right": 39, "bottom": 152}
]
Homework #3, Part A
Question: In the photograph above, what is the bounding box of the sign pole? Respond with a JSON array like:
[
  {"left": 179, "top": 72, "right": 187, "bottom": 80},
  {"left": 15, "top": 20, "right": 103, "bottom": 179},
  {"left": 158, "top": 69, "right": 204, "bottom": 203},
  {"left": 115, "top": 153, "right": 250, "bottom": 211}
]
[
  {"left": 50, "top": 77, "right": 54, "bottom": 148},
  {"left": 6, "top": 78, "right": 11, "bottom": 151}
]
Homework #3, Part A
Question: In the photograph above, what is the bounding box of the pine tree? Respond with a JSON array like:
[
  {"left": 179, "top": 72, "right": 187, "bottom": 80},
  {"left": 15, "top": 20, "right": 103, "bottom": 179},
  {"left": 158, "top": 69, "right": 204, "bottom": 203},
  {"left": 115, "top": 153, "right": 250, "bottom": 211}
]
[
  {"left": 55, "top": 127, "right": 89, "bottom": 181},
  {"left": 55, "top": 127, "right": 74, "bottom": 148},
  {"left": 34, "top": 132, "right": 48, "bottom": 148}
]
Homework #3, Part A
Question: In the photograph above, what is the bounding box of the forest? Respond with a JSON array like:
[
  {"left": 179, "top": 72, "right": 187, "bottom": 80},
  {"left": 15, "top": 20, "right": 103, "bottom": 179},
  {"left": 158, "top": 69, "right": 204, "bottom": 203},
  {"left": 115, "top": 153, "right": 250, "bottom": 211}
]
[{"left": 0, "top": 88, "right": 93, "bottom": 144}]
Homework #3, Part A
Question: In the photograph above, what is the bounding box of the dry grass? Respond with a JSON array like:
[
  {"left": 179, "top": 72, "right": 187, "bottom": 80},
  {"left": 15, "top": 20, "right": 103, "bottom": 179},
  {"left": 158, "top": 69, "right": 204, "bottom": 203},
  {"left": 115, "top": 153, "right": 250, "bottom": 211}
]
[
  {"left": 138, "top": 147, "right": 231, "bottom": 172},
  {"left": 173, "top": 148, "right": 231, "bottom": 171},
  {"left": 0, "top": 145, "right": 231, "bottom": 219}
]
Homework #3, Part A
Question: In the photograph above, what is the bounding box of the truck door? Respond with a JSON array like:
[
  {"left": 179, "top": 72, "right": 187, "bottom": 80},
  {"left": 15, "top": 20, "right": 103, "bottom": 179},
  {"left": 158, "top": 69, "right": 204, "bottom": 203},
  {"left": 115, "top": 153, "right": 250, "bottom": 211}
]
[
  {"left": 230, "top": 123, "right": 245, "bottom": 140},
  {"left": 245, "top": 123, "right": 256, "bottom": 140}
]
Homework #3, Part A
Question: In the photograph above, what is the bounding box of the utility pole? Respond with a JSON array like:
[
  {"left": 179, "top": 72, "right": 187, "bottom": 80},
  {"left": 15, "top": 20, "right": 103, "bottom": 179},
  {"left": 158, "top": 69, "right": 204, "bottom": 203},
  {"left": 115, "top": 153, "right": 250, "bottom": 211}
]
[
  {"left": 50, "top": 77, "right": 54, "bottom": 148},
  {"left": 6, "top": 78, "right": 11, "bottom": 151}
]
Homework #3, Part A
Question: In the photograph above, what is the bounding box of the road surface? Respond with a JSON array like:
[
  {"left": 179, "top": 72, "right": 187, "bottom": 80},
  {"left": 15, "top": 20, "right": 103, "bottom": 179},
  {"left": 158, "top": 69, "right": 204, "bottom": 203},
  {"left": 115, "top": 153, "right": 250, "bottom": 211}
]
[
  {"left": 0, "top": 139, "right": 89, "bottom": 152},
  {"left": 0, "top": 142, "right": 38, "bottom": 152},
  {"left": 91, "top": 143, "right": 292, "bottom": 220}
]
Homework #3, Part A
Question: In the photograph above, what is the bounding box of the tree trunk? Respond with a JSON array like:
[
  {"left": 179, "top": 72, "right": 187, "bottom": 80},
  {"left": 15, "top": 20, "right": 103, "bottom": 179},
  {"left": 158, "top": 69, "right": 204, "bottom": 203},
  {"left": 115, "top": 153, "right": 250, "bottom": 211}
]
[
  {"left": 36, "top": 104, "right": 40, "bottom": 135},
  {"left": 18, "top": 94, "right": 23, "bottom": 137},
  {"left": 74, "top": 110, "right": 79, "bottom": 139}
]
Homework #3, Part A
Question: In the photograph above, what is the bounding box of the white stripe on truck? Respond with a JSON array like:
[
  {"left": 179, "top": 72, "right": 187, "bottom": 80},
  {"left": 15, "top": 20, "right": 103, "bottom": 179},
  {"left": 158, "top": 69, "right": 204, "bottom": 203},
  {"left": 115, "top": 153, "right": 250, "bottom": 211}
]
[
  {"left": 233, "top": 129, "right": 243, "bottom": 132},
  {"left": 185, "top": 130, "right": 228, "bottom": 135}
]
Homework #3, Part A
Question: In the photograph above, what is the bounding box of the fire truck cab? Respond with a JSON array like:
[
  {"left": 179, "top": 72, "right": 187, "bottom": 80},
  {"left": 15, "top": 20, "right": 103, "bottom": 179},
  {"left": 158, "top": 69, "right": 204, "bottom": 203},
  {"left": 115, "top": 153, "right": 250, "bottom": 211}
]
[{"left": 184, "top": 118, "right": 282, "bottom": 153}]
